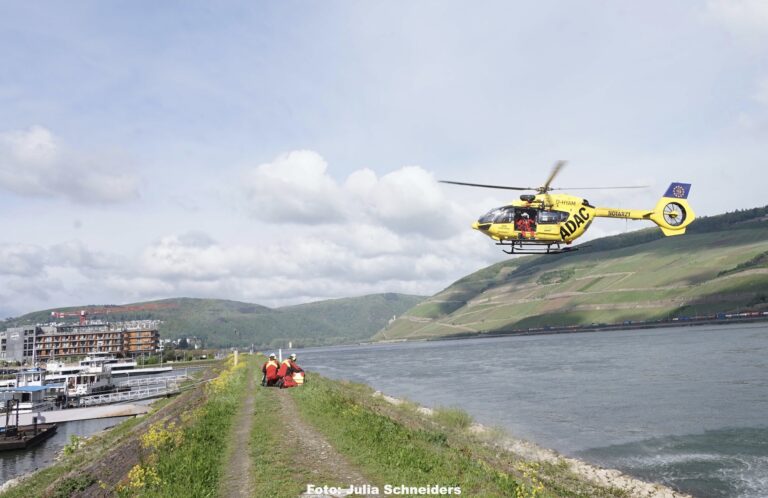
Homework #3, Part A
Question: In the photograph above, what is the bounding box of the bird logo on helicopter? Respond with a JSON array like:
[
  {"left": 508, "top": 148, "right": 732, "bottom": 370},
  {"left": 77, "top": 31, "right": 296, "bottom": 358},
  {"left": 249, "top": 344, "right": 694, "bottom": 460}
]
[{"left": 441, "top": 161, "right": 695, "bottom": 255}]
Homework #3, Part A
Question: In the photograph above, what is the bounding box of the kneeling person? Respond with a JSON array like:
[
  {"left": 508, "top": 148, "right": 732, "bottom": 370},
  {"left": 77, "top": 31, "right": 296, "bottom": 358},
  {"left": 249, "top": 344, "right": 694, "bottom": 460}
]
[
  {"left": 277, "top": 353, "right": 304, "bottom": 388},
  {"left": 262, "top": 353, "right": 280, "bottom": 386}
]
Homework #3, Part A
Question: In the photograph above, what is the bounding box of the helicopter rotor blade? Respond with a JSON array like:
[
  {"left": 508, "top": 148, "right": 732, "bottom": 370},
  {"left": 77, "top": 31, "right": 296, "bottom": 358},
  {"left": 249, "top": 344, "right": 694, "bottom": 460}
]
[
  {"left": 550, "top": 186, "right": 649, "bottom": 190},
  {"left": 439, "top": 180, "right": 534, "bottom": 191},
  {"left": 540, "top": 160, "right": 567, "bottom": 193}
]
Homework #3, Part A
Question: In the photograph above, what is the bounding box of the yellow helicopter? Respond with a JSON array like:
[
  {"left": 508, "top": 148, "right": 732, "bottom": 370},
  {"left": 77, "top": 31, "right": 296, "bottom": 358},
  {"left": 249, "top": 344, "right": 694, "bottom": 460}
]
[{"left": 441, "top": 161, "right": 695, "bottom": 254}]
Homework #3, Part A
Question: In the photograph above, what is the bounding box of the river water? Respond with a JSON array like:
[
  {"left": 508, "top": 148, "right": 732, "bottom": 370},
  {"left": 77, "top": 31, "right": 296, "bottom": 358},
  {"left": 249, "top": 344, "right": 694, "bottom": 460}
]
[
  {"left": 0, "top": 416, "right": 128, "bottom": 486},
  {"left": 0, "top": 368, "right": 200, "bottom": 486},
  {"left": 296, "top": 323, "right": 768, "bottom": 498}
]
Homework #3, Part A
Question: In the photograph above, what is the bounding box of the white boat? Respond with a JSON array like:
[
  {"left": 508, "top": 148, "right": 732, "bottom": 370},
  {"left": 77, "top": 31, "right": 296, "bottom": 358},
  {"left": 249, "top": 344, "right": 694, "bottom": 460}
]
[
  {"left": 0, "top": 386, "right": 56, "bottom": 414},
  {"left": 35, "top": 361, "right": 113, "bottom": 397},
  {"left": 43, "top": 370, "right": 114, "bottom": 397},
  {"left": 14, "top": 368, "right": 46, "bottom": 387},
  {"left": 61, "top": 352, "right": 172, "bottom": 377},
  {"left": 0, "top": 369, "right": 58, "bottom": 413},
  {"left": 78, "top": 353, "right": 137, "bottom": 374}
]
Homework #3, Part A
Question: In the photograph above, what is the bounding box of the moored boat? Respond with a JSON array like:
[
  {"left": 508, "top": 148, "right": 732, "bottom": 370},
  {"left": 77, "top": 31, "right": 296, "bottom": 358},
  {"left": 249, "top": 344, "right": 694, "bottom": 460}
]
[
  {"left": 0, "top": 398, "right": 57, "bottom": 451},
  {"left": 0, "top": 422, "right": 58, "bottom": 451}
]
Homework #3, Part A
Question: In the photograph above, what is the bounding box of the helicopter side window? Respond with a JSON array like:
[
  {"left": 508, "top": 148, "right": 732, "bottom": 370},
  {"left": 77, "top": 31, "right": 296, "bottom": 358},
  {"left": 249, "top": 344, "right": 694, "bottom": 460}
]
[
  {"left": 478, "top": 208, "right": 503, "bottom": 224},
  {"left": 479, "top": 207, "right": 515, "bottom": 224},
  {"left": 538, "top": 210, "right": 569, "bottom": 224},
  {"left": 495, "top": 207, "right": 516, "bottom": 224}
]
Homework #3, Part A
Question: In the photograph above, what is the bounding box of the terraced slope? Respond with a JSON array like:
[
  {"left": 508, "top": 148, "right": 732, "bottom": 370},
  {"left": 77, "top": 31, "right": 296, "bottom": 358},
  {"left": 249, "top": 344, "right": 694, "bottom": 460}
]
[{"left": 376, "top": 207, "right": 768, "bottom": 340}]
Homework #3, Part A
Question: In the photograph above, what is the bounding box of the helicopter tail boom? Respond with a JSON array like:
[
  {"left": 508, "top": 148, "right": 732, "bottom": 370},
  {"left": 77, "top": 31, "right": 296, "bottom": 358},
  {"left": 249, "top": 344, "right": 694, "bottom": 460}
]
[{"left": 594, "top": 182, "right": 695, "bottom": 236}]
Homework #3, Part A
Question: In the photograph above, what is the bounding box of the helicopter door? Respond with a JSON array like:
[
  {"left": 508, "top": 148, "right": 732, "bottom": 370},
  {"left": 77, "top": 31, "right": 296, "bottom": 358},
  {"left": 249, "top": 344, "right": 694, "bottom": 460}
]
[
  {"left": 536, "top": 210, "right": 569, "bottom": 239},
  {"left": 515, "top": 209, "right": 538, "bottom": 227}
]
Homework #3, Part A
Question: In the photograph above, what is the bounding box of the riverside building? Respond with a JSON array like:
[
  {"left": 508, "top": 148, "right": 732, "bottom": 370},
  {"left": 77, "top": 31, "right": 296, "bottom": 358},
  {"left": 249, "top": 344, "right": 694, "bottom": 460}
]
[{"left": 0, "top": 320, "right": 160, "bottom": 363}]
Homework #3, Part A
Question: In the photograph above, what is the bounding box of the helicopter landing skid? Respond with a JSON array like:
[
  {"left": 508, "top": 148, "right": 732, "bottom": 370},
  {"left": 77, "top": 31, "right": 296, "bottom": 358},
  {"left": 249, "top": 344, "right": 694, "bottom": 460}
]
[{"left": 496, "top": 239, "right": 579, "bottom": 255}]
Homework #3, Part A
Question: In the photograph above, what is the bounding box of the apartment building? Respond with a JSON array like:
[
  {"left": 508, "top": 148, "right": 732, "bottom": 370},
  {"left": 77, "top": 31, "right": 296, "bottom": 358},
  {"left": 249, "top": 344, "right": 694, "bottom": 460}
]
[{"left": 0, "top": 321, "right": 160, "bottom": 363}]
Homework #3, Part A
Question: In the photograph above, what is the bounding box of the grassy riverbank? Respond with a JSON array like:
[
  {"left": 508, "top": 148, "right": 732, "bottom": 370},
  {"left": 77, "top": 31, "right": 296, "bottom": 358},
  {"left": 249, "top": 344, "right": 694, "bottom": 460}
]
[
  {"left": 115, "top": 356, "right": 247, "bottom": 496},
  {"left": 0, "top": 359, "right": 235, "bottom": 497},
  {"left": 284, "top": 374, "right": 634, "bottom": 498},
  {"left": 0, "top": 415, "right": 145, "bottom": 498},
  {"left": 2, "top": 357, "right": 685, "bottom": 497}
]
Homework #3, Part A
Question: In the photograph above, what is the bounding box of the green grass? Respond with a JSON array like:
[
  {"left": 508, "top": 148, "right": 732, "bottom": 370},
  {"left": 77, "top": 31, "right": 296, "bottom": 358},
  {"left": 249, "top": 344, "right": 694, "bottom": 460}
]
[
  {"left": 406, "top": 301, "right": 464, "bottom": 319},
  {"left": 249, "top": 387, "right": 306, "bottom": 498},
  {"left": 290, "top": 375, "right": 630, "bottom": 497},
  {"left": 537, "top": 269, "right": 576, "bottom": 285},
  {"left": 50, "top": 474, "right": 97, "bottom": 498},
  {"left": 0, "top": 413, "right": 145, "bottom": 498},
  {"left": 382, "top": 215, "right": 768, "bottom": 339},
  {"left": 249, "top": 385, "right": 353, "bottom": 497},
  {"left": 122, "top": 356, "right": 247, "bottom": 497},
  {"left": 291, "top": 377, "right": 523, "bottom": 497},
  {"left": 433, "top": 406, "right": 473, "bottom": 430}
]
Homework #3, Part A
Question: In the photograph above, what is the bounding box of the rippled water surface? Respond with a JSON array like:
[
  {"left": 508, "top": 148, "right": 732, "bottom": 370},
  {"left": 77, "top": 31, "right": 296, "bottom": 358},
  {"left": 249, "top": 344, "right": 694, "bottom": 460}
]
[
  {"left": 297, "top": 323, "right": 768, "bottom": 498},
  {"left": 1, "top": 416, "right": 127, "bottom": 485}
]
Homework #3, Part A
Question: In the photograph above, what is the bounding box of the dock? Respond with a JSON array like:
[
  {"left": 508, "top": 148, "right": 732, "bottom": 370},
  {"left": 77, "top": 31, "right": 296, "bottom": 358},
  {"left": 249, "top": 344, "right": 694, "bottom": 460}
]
[
  {"left": 79, "top": 382, "right": 179, "bottom": 406},
  {"left": 0, "top": 423, "right": 57, "bottom": 451},
  {"left": 0, "top": 404, "right": 150, "bottom": 427}
]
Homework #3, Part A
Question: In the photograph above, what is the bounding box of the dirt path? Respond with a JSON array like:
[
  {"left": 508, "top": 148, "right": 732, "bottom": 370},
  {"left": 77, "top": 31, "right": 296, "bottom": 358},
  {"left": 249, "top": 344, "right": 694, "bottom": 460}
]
[
  {"left": 275, "top": 390, "right": 380, "bottom": 497},
  {"left": 218, "top": 372, "right": 257, "bottom": 498}
]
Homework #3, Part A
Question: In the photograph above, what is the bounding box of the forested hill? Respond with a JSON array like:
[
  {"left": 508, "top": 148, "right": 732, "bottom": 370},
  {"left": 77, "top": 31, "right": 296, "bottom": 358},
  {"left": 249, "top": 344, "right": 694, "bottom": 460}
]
[
  {"left": 375, "top": 206, "right": 768, "bottom": 341},
  {"left": 4, "top": 293, "right": 425, "bottom": 348}
]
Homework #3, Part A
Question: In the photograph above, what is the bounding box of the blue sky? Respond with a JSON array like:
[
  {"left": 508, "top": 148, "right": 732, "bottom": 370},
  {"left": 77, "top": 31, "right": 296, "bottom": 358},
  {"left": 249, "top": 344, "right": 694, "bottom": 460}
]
[{"left": 1, "top": 1, "right": 767, "bottom": 317}]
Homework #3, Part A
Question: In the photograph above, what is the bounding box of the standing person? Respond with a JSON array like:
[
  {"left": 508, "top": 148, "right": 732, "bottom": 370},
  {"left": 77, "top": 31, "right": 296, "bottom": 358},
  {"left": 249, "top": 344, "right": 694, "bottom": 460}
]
[
  {"left": 261, "top": 353, "right": 280, "bottom": 386},
  {"left": 516, "top": 212, "right": 535, "bottom": 239},
  {"left": 277, "top": 353, "right": 304, "bottom": 388}
]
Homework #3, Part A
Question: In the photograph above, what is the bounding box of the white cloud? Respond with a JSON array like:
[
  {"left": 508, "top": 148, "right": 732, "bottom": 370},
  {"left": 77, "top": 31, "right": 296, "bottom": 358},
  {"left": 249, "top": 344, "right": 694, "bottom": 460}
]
[
  {"left": 0, "top": 126, "right": 140, "bottom": 203},
  {"left": 0, "top": 147, "right": 507, "bottom": 316},
  {"left": 5, "top": 125, "right": 58, "bottom": 166},
  {"left": 48, "top": 241, "right": 125, "bottom": 272},
  {"left": 0, "top": 244, "right": 48, "bottom": 277},
  {"left": 0, "top": 217, "right": 499, "bottom": 317},
  {"left": 754, "top": 77, "right": 768, "bottom": 106},
  {"left": 0, "top": 241, "right": 124, "bottom": 279},
  {"left": 244, "top": 150, "right": 346, "bottom": 223},
  {"left": 103, "top": 276, "right": 176, "bottom": 299},
  {"left": 366, "top": 166, "right": 462, "bottom": 237},
  {"left": 134, "top": 225, "right": 495, "bottom": 301},
  {"left": 705, "top": 0, "right": 768, "bottom": 40},
  {"left": 244, "top": 151, "right": 470, "bottom": 239}
]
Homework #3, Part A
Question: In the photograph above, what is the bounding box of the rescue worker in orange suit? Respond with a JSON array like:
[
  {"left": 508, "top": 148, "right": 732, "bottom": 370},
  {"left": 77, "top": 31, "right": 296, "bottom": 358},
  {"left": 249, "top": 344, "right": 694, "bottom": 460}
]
[
  {"left": 261, "top": 353, "right": 280, "bottom": 386},
  {"left": 516, "top": 212, "right": 535, "bottom": 239},
  {"left": 277, "top": 353, "right": 304, "bottom": 388}
]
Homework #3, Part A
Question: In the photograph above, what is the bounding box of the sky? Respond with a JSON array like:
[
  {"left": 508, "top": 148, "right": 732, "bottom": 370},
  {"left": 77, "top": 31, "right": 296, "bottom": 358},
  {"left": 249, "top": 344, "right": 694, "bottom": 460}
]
[{"left": 1, "top": 1, "right": 767, "bottom": 318}]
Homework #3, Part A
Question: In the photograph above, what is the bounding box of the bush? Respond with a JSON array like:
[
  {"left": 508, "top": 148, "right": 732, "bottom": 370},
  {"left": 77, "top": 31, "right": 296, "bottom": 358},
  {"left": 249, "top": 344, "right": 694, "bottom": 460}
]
[
  {"left": 51, "top": 474, "right": 96, "bottom": 498},
  {"left": 433, "top": 406, "right": 473, "bottom": 430}
]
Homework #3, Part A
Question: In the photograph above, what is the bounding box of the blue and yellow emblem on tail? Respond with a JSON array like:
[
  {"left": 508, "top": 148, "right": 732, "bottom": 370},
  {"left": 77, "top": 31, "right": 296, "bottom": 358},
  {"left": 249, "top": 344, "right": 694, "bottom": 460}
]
[{"left": 663, "top": 182, "right": 691, "bottom": 199}]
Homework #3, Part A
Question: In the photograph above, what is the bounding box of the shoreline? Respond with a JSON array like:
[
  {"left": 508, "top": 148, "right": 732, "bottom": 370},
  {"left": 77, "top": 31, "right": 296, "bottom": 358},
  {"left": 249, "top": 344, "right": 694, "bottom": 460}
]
[
  {"left": 372, "top": 390, "right": 691, "bottom": 498},
  {"left": 373, "top": 314, "right": 768, "bottom": 344},
  {"left": 2, "top": 358, "right": 696, "bottom": 497}
]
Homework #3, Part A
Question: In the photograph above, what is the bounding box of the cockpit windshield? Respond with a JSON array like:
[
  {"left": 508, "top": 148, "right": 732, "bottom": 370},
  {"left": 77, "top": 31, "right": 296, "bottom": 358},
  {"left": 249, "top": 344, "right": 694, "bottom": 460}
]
[{"left": 478, "top": 206, "right": 515, "bottom": 224}]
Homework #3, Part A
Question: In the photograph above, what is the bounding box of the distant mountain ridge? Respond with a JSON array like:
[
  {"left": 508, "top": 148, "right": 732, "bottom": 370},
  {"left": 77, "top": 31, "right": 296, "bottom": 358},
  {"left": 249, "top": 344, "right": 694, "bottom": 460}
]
[
  {"left": 3, "top": 293, "right": 425, "bottom": 348},
  {"left": 376, "top": 206, "right": 768, "bottom": 340}
]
